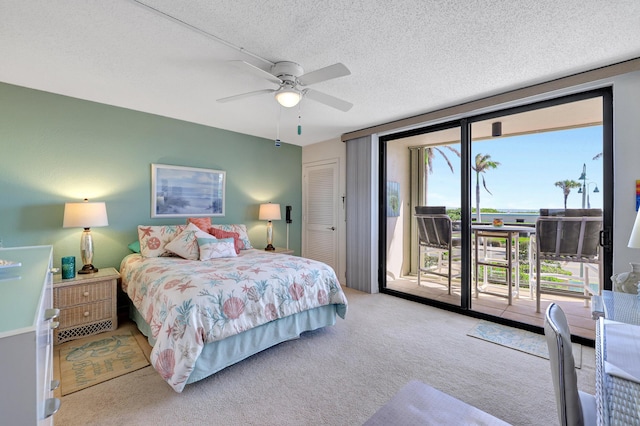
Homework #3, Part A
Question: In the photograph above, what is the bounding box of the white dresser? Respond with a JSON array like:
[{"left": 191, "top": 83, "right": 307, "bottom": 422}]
[{"left": 0, "top": 246, "right": 61, "bottom": 425}]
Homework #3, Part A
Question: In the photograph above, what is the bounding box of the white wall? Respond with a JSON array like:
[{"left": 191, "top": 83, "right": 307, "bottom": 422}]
[
  {"left": 302, "top": 137, "right": 347, "bottom": 285},
  {"left": 612, "top": 71, "right": 640, "bottom": 273},
  {"left": 385, "top": 140, "right": 411, "bottom": 280}
]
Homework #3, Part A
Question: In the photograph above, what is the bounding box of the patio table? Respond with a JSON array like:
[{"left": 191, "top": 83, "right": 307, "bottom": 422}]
[{"left": 472, "top": 224, "right": 535, "bottom": 305}]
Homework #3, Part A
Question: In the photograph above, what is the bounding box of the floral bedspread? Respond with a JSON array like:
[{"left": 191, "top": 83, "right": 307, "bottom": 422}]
[{"left": 120, "top": 250, "right": 348, "bottom": 392}]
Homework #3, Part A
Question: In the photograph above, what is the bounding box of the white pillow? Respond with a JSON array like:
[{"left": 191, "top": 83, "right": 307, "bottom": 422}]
[
  {"left": 164, "top": 223, "right": 211, "bottom": 260},
  {"left": 198, "top": 237, "right": 237, "bottom": 260}
]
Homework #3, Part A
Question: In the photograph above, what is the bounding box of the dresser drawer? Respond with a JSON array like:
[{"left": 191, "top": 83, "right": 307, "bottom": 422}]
[
  {"left": 54, "top": 281, "right": 113, "bottom": 308},
  {"left": 0, "top": 246, "right": 59, "bottom": 424},
  {"left": 58, "top": 300, "right": 113, "bottom": 328}
]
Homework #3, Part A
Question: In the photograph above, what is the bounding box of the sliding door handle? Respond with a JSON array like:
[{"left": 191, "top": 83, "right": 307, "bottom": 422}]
[{"left": 599, "top": 228, "right": 612, "bottom": 249}]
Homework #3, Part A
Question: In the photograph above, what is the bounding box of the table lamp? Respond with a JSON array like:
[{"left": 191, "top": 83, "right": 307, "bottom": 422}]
[
  {"left": 259, "top": 203, "right": 281, "bottom": 251},
  {"left": 629, "top": 208, "right": 640, "bottom": 249},
  {"left": 63, "top": 199, "right": 108, "bottom": 274},
  {"left": 612, "top": 208, "right": 640, "bottom": 293}
]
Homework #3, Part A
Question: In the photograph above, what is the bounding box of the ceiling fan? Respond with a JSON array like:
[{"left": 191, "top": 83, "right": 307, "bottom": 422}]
[
  {"left": 129, "top": 1, "right": 353, "bottom": 112},
  {"left": 217, "top": 60, "right": 353, "bottom": 112}
]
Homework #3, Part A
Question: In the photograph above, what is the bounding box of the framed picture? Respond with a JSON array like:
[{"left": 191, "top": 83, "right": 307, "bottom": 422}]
[
  {"left": 151, "top": 164, "right": 225, "bottom": 218},
  {"left": 386, "top": 181, "right": 400, "bottom": 217}
]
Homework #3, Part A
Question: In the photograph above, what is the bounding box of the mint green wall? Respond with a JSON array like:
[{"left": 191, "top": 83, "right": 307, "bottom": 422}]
[{"left": 0, "top": 82, "right": 301, "bottom": 271}]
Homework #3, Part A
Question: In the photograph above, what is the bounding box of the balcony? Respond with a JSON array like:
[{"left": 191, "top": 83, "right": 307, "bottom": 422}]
[{"left": 388, "top": 225, "right": 599, "bottom": 341}]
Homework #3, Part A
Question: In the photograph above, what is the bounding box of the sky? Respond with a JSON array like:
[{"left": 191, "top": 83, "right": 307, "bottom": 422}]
[{"left": 426, "top": 126, "right": 603, "bottom": 211}]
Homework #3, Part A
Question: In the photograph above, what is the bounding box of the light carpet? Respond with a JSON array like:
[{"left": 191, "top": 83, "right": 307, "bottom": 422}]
[
  {"left": 58, "top": 329, "right": 150, "bottom": 395},
  {"left": 467, "top": 319, "right": 583, "bottom": 368},
  {"left": 55, "top": 287, "right": 595, "bottom": 425}
]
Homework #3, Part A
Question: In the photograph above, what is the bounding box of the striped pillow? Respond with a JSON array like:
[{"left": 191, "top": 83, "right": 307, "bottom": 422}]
[
  {"left": 208, "top": 227, "right": 242, "bottom": 254},
  {"left": 198, "top": 237, "right": 237, "bottom": 260}
]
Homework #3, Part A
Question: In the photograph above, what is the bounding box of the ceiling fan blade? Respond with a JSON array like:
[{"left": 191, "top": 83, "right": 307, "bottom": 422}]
[
  {"left": 231, "top": 61, "right": 282, "bottom": 85},
  {"left": 298, "top": 63, "right": 351, "bottom": 86},
  {"left": 304, "top": 89, "right": 353, "bottom": 112},
  {"left": 217, "top": 88, "right": 276, "bottom": 103}
]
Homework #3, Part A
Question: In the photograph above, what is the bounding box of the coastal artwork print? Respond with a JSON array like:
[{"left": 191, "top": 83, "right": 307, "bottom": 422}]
[
  {"left": 387, "top": 181, "right": 400, "bottom": 217},
  {"left": 151, "top": 164, "right": 225, "bottom": 218},
  {"left": 637, "top": 179, "right": 640, "bottom": 211}
]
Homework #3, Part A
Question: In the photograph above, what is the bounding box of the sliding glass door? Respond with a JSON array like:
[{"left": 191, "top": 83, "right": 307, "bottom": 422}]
[
  {"left": 380, "top": 88, "right": 612, "bottom": 337},
  {"left": 384, "top": 124, "right": 461, "bottom": 306}
]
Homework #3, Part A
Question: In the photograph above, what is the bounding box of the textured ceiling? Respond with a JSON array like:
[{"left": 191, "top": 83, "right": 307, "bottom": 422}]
[{"left": 2, "top": 1, "right": 639, "bottom": 146}]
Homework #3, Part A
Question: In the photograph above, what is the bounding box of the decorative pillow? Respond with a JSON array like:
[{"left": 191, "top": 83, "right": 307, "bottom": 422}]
[
  {"left": 128, "top": 241, "right": 141, "bottom": 253},
  {"left": 164, "top": 223, "right": 211, "bottom": 260},
  {"left": 209, "top": 224, "right": 252, "bottom": 249},
  {"left": 187, "top": 217, "right": 212, "bottom": 233},
  {"left": 198, "top": 237, "right": 237, "bottom": 260},
  {"left": 137, "top": 225, "right": 186, "bottom": 258},
  {"left": 208, "top": 227, "right": 241, "bottom": 254}
]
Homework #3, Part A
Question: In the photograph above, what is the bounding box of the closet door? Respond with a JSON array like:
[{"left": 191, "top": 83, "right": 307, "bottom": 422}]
[{"left": 302, "top": 159, "right": 339, "bottom": 273}]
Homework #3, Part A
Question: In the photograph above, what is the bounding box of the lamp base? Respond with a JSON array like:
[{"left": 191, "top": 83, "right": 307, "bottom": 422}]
[
  {"left": 78, "top": 264, "right": 99, "bottom": 274},
  {"left": 264, "top": 244, "right": 275, "bottom": 251},
  {"left": 611, "top": 262, "right": 640, "bottom": 294}
]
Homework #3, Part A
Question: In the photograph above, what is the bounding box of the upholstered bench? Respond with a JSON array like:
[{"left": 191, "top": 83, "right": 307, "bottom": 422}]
[{"left": 364, "top": 380, "right": 510, "bottom": 425}]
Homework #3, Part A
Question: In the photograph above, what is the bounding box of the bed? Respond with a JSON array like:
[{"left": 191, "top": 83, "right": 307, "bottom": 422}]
[{"left": 120, "top": 223, "right": 348, "bottom": 392}]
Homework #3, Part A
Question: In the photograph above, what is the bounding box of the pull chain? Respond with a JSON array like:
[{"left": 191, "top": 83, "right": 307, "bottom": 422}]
[{"left": 275, "top": 106, "right": 281, "bottom": 147}]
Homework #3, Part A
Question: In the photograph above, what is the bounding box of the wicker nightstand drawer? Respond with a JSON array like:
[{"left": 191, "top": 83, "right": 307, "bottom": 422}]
[
  {"left": 54, "top": 281, "right": 112, "bottom": 308},
  {"left": 53, "top": 267, "right": 120, "bottom": 344},
  {"left": 58, "top": 300, "right": 112, "bottom": 328}
]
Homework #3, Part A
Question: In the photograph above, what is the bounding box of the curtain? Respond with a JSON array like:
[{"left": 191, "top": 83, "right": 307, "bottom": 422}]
[{"left": 345, "top": 135, "right": 378, "bottom": 293}]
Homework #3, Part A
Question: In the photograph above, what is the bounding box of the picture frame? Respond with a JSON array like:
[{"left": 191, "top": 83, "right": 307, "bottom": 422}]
[
  {"left": 386, "top": 181, "right": 400, "bottom": 217},
  {"left": 151, "top": 164, "right": 225, "bottom": 218}
]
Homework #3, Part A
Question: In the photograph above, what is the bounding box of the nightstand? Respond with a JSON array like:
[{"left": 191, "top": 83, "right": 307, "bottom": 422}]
[
  {"left": 266, "top": 247, "right": 294, "bottom": 255},
  {"left": 53, "top": 267, "right": 119, "bottom": 344}
]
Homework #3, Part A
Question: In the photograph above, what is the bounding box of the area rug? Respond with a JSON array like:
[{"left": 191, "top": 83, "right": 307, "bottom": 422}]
[
  {"left": 467, "top": 320, "right": 582, "bottom": 368},
  {"left": 58, "top": 329, "right": 150, "bottom": 395}
]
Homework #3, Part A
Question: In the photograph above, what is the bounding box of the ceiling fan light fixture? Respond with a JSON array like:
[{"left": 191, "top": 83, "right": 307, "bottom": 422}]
[{"left": 275, "top": 88, "right": 301, "bottom": 108}]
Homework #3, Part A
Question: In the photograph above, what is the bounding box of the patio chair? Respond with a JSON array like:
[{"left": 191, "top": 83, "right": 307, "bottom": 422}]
[
  {"left": 415, "top": 206, "right": 461, "bottom": 294},
  {"left": 535, "top": 209, "right": 603, "bottom": 313},
  {"left": 543, "top": 303, "right": 596, "bottom": 426}
]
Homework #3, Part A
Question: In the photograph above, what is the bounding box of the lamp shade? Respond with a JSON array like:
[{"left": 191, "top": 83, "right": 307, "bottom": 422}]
[
  {"left": 63, "top": 201, "right": 109, "bottom": 228},
  {"left": 629, "top": 208, "right": 640, "bottom": 249},
  {"left": 259, "top": 203, "right": 281, "bottom": 221}
]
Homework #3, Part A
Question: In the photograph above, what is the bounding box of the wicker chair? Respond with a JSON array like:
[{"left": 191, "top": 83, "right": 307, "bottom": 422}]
[
  {"left": 535, "top": 209, "right": 603, "bottom": 313},
  {"left": 415, "top": 206, "right": 460, "bottom": 294}
]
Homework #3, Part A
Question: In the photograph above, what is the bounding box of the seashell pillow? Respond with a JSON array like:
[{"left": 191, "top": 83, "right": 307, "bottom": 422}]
[
  {"left": 137, "top": 224, "right": 186, "bottom": 258},
  {"left": 209, "top": 224, "right": 253, "bottom": 249}
]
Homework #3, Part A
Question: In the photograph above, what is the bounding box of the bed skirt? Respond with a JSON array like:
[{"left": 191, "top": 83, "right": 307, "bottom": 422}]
[{"left": 130, "top": 302, "right": 338, "bottom": 385}]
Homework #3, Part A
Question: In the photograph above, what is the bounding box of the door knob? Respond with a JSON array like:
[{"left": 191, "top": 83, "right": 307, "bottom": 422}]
[{"left": 327, "top": 227, "right": 335, "bottom": 231}]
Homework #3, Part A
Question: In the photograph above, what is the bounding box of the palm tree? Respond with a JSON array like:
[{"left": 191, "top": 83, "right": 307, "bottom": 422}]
[
  {"left": 472, "top": 153, "right": 500, "bottom": 222},
  {"left": 554, "top": 180, "right": 581, "bottom": 209},
  {"left": 424, "top": 145, "right": 460, "bottom": 201}
]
